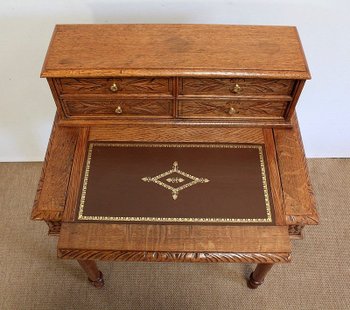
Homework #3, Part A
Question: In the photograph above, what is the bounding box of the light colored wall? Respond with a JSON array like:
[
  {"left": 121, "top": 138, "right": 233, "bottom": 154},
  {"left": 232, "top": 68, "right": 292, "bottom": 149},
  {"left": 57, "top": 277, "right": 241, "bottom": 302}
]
[{"left": 0, "top": 0, "right": 349, "bottom": 161}]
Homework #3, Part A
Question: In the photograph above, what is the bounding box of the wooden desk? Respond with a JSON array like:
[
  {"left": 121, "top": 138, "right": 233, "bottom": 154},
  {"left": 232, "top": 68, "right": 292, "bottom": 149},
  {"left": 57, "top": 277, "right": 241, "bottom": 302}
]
[{"left": 32, "top": 24, "right": 318, "bottom": 289}]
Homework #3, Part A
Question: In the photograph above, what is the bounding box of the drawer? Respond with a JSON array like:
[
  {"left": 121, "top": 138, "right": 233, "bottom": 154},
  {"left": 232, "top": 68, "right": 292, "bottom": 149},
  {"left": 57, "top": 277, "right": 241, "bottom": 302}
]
[
  {"left": 56, "top": 78, "right": 173, "bottom": 95},
  {"left": 179, "top": 78, "right": 294, "bottom": 96},
  {"left": 178, "top": 99, "right": 288, "bottom": 119},
  {"left": 62, "top": 99, "right": 173, "bottom": 117}
]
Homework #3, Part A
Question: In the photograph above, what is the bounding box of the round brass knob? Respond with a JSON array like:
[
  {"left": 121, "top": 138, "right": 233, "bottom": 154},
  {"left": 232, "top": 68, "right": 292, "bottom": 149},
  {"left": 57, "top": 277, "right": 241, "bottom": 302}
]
[
  {"left": 115, "top": 106, "right": 123, "bottom": 114},
  {"left": 230, "top": 84, "right": 242, "bottom": 94},
  {"left": 228, "top": 107, "right": 237, "bottom": 115},
  {"left": 110, "top": 83, "right": 118, "bottom": 92}
]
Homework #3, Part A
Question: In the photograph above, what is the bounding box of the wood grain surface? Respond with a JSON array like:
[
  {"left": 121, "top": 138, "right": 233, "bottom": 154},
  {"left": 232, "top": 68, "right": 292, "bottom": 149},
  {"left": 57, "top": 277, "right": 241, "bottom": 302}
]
[
  {"left": 31, "top": 114, "right": 78, "bottom": 222},
  {"left": 62, "top": 128, "right": 89, "bottom": 222},
  {"left": 32, "top": 25, "right": 317, "bottom": 271},
  {"left": 45, "top": 220, "right": 62, "bottom": 236},
  {"left": 180, "top": 78, "right": 295, "bottom": 96},
  {"left": 284, "top": 80, "right": 306, "bottom": 121},
  {"left": 55, "top": 77, "right": 173, "bottom": 95},
  {"left": 263, "top": 129, "right": 285, "bottom": 226},
  {"left": 41, "top": 24, "right": 310, "bottom": 79},
  {"left": 273, "top": 115, "right": 318, "bottom": 226},
  {"left": 31, "top": 117, "right": 317, "bottom": 237},
  {"left": 58, "top": 223, "right": 291, "bottom": 260},
  {"left": 89, "top": 125, "right": 265, "bottom": 144},
  {"left": 47, "top": 78, "right": 66, "bottom": 119},
  {"left": 178, "top": 99, "right": 287, "bottom": 119},
  {"left": 41, "top": 25, "right": 310, "bottom": 127},
  {"left": 57, "top": 117, "right": 293, "bottom": 128},
  {"left": 62, "top": 99, "right": 173, "bottom": 118}
]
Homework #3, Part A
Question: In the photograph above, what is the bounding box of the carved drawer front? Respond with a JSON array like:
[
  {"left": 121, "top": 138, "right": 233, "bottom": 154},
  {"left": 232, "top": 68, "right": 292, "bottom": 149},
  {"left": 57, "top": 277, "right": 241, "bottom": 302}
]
[
  {"left": 56, "top": 78, "right": 173, "bottom": 95},
  {"left": 62, "top": 99, "right": 173, "bottom": 117},
  {"left": 178, "top": 99, "right": 287, "bottom": 119},
  {"left": 179, "top": 78, "right": 295, "bottom": 97}
]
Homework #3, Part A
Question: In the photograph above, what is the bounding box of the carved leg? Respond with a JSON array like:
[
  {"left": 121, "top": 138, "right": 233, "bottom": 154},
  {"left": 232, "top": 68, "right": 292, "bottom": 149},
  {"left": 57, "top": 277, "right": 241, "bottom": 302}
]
[
  {"left": 247, "top": 263, "right": 274, "bottom": 289},
  {"left": 77, "top": 260, "right": 104, "bottom": 288}
]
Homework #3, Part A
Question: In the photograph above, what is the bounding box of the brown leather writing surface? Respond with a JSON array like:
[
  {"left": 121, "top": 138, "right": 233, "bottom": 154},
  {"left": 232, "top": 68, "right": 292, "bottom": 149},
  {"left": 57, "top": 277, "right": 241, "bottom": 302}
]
[{"left": 76, "top": 142, "right": 275, "bottom": 224}]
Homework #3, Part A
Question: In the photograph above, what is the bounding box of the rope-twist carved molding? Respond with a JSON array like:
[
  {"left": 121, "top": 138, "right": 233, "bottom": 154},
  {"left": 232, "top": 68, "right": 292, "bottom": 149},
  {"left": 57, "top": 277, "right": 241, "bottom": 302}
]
[{"left": 58, "top": 249, "right": 291, "bottom": 263}]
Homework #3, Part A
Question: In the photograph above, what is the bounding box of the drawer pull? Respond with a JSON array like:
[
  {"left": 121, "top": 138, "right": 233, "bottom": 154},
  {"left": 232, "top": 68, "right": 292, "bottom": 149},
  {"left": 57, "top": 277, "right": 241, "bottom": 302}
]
[
  {"left": 230, "top": 84, "right": 242, "bottom": 94},
  {"left": 228, "top": 107, "right": 237, "bottom": 115},
  {"left": 110, "top": 83, "right": 119, "bottom": 92},
  {"left": 115, "top": 106, "right": 123, "bottom": 114}
]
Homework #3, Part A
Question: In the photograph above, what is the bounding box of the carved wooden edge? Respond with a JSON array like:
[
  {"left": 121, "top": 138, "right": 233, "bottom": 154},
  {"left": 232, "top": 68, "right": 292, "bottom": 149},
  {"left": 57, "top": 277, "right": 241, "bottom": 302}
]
[
  {"left": 58, "top": 117, "right": 293, "bottom": 128},
  {"left": 45, "top": 221, "right": 62, "bottom": 236},
  {"left": 287, "top": 214, "right": 319, "bottom": 225},
  {"left": 42, "top": 68, "right": 311, "bottom": 80},
  {"left": 31, "top": 113, "right": 59, "bottom": 221},
  {"left": 293, "top": 27, "right": 311, "bottom": 79},
  {"left": 58, "top": 249, "right": 291, "bottom": 263},
  {"left": 32, "top": 210, "right": 63, "bottom": 222},
  {"left": 284, "top": 80, "right": 305, "bottom": 121},
  {"left": 288, "top": 224, "right": 305, "bottom": 240},
  {"left": 274, "top": 114, "right": 319, "bottom": 226},
  {"left": 47, "top": 78, "right": 66, "bottom": 119}
]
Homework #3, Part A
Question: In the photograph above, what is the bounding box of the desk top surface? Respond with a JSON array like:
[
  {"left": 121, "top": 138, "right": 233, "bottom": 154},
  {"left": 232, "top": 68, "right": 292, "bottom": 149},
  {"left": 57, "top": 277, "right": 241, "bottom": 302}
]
[
  {"left": 42, "top": 24, "right": 310, "bottom": 79},
  {"left": 31, "top": 115, "right": 319, "bottom": 262}
]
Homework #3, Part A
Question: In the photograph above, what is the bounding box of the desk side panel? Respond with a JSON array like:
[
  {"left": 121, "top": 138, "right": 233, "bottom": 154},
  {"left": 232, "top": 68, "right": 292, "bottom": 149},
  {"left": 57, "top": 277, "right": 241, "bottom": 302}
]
[
  {"left": 274, "top": 114, "right": 319, "bottom": 234},
  {"left": 263, "top": 129, "right": 285, "bottom": 226},
  {"left": 31, "top": 114, "right": 79, "bottom": 234},
  {"left": 62, "top": 128, "right": 90, "bottom": 222}
]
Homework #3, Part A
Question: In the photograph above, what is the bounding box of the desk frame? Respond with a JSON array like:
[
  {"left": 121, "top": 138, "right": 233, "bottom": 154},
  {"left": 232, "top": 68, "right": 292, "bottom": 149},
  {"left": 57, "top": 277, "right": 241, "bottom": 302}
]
[{"left": 31, "top": 114, "right": 318, "bottom": 288}]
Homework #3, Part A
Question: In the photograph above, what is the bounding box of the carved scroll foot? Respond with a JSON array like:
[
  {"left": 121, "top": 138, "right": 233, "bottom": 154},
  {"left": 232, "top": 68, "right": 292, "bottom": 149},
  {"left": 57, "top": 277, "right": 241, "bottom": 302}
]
[
  {"left": 77, "top": 260, "right": 104, "bottom": 288},
  {"left": 247, "top": 263, "right": 273, "bottom": 289}
]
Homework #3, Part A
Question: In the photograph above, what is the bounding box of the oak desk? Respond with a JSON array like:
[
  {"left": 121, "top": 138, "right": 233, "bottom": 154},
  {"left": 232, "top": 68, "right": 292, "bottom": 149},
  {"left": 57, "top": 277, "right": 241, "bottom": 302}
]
[{"left": 32, "top": 24, "right": 318, "bottom": 289}]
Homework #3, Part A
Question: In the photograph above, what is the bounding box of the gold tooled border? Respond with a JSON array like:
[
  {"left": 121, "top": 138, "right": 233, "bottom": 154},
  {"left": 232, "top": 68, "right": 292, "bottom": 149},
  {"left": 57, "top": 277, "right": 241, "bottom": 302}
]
[{"left": 78, "top": 143, "right": 273, "bottom": 223}]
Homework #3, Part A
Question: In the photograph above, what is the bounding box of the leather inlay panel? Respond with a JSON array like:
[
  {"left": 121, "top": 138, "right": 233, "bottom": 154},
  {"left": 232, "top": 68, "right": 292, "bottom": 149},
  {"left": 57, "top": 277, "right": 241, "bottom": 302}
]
[{"left": 77, "top": 142, "right": 275, "bottom": 224}]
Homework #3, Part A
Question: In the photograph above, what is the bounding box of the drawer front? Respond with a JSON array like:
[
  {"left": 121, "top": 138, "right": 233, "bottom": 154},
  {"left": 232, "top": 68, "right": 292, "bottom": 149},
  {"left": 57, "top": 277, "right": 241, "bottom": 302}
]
[
  {"left": 56, "top": 78, "right": 173, "bottom": 95},
  {"left": 62, "top": 99, "right": 173, "bottom": 117},
  {"left": 180, "top": 78, "right": 294, "bottom": 96},
  {"left": 178, "top": 99, "right": 287, "bottom": 118}
]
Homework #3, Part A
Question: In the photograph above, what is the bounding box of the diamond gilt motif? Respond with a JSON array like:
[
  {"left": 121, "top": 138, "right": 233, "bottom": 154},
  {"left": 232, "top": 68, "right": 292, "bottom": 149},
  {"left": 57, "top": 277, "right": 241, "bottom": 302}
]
[{"left": 142, "top": 161, "right": 210, "bottom": 200}]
